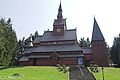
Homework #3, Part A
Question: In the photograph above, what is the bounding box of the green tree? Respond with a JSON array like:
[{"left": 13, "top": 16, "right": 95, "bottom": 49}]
[
  {"left": 35, "top": 31, "right": 39, "bottom": 37},
  {"left": 110, "top": 34, "right": 120, "bottom": 67},
  {"left": 18, "top": 37, "right": 25, "bottom": 54},
  {"left": 0, "top": 18, "right": 18, "bottom": 66},
  {"left": 78, "top": 37, "right": 90, "bottom": 48},
  {"left": 32, "top": 31, "right": 39, "bottom": 40},
  {"left": 0, "top": 21, "right": 6, "bottom": 65}
]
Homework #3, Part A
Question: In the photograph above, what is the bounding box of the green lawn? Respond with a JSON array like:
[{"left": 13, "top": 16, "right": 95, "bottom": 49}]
[
  {"left": 0, "top": 66, "right": 68, "bottom": 80},
  {"left": 91, "top": 67, "right": 120, "bottom": 80}
]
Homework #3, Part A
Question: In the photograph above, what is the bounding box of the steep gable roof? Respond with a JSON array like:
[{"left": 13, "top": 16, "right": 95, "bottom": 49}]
[{"left": 92, "top": 17, "right": 104, "bottom": 41}]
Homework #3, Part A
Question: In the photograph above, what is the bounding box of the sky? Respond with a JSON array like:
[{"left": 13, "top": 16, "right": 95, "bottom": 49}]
[{"left": 0, "top": 0, "right": 120, "bottom": 47}]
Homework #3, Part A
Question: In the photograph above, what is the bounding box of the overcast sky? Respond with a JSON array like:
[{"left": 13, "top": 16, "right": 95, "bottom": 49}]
[{"left": 0, "top": 0, "right": 120, "bottom": 46}]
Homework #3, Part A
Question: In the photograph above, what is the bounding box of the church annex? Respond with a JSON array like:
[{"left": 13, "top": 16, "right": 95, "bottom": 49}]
[{"left": 19, "top": 2, "right": 109, "bottom": 66}]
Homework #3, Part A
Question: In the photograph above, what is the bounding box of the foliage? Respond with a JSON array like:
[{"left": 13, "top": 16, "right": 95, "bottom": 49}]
[
  {"left": 0, "top": 66, "right": 68, "bottom": 80},
  {"left": 0, "top": 18, "right": 18, "bottom": 66},
  {"left": 78, "top": 37, "right": 90, "bottom": 48},
  {"left": 110, "top": 34, "right": 120, "bottom": 67},
  {"left": 56, "top": 64, "right": 69, "bottom": 73},
  {"left": 89, "top": 64, "right": 99, "bottom": 73},
  {"left": 32, "top": 31, "right": 39, "bottom": 40},
  {"left": 18, "top": 31, "right": 39, "bottom": 50},
  {"left": 84, "top": 60, "right": 90, "bottom": 67},
  {"left": 34, "top": 31, "right": 39, "bottom": 37},
  {"left": 18, "top": 37, "right": 25, "bottom": 54},
  {"left": 91, "top": 67, "right": 120, "bottom": 80}
]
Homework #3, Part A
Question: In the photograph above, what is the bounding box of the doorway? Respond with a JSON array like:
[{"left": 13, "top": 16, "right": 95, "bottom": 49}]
[
  {"left": 78, "top": 58, "right": 83, "bottom": 65},
  {"left": 33, "top": 58, "right": 36, "bottom": 66}
]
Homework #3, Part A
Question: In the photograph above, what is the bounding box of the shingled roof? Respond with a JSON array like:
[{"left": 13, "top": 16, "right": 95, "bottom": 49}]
[
  {"left": 33, "top": 36, "right": 42, "bottom": 44},
  {"left": 33, "top": 29, "right": 77, "bottom": 43},
  {"left": 92, "top": 17, "right": 104, "bottom": 41},
  {"left": 23, "top": 44, "right": 82, "bottom": 54},
  {"left": 34, "top": 44, "right": 81, "bottom": 52},
  {"left": 19, "top": 44, "right": 82, "bottom": 61}
]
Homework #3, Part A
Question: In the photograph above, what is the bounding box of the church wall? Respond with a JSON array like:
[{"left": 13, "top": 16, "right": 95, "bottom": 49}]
[
  {"left": 19, "top": 56, "right": 80, "bottom": 66},
  {"left": 92, "top": 41, "right": 109, "bottom": 66},
  {"left": 36, "top": 59, "right": 51, "bottom": 66},
  {"left": 58, "top": 58, "right": 77, "bottom": 65},
  {"left": 19, "top": 59, "right": 34, "bottom": 66},
  {"left": 58, "top": 60, "right": 77, "bottom": 65},
  {"left": 83, "top": 53, "right": 92, "bottom": 61}
]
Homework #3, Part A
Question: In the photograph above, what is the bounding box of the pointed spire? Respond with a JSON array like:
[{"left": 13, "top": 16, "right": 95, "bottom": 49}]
[
  {"left": 58, "top": 0, "right": 62, "bottom": 12},
  {"left": 57, "top": 0, "right": 63, "bottom": 20},
  {"left": 92, "top": 17, "right": 104, "bottom": 41}
]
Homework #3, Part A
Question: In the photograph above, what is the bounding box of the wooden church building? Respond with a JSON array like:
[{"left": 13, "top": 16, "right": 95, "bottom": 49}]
[{"left": 19, "top": 2, "right": 109, "bottom": 66}]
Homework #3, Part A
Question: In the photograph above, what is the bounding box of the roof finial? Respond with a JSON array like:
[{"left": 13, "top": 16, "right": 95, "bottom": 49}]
[
  {"left": 57, "top": 0, "right": 63, "bottom": 20},
  {"left": 58, "top": 0, "right": 62, "bottom": 12}
]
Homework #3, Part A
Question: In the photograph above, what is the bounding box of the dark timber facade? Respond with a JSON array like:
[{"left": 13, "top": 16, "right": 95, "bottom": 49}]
[
  {"left": 19, "top": 2, "right": 109, "bottom": 66},
  {"left": 19, "top": 3, "right": 83, "bottom": 66}
]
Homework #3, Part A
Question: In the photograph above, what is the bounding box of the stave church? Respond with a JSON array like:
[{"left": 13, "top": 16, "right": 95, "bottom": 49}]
[{"left": 19, "top": 2, "right": 109, "bottom": 66}]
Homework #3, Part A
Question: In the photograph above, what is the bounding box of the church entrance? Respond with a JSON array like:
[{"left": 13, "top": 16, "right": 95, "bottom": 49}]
[{"left": 78, "top": 58, "right": 83, "bottom": 65}]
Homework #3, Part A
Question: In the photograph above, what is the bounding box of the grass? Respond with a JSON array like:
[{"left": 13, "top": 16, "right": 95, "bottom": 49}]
[
  {"left": 0, "top": 66, "right": 68, "bottom": 80},
  {"left": 90, "top": 67, "right": 120, "bottom": 80}
]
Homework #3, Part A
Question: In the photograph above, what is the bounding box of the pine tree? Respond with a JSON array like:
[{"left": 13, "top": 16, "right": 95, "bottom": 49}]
[
  {"left": 32, "top": 31, "right": 39, "bottom": 41},
  {"left": 78, "top": 37, "right": 90, "bottom": 48},
  {"left": 18, "top": 37, "right": 25, "bottom": 54},
  {"left": 0, "top": 18, "right": 18, "bottom": 66},
  {"left": 110, "top": 34, "right": 120, "bottom": 67},
  {"left": 35, "top": 31, "right": 39, "bottom": 37}
]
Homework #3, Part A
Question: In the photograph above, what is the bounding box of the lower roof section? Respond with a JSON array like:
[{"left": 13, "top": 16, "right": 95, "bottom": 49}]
[
  {"left": 19, "top": 56, "right": 29, "bottom": 61},
  {"left": 23, "top": 44, "right": 82, "bottom": 54},
  {"left": 82, "top": 48, "right": 92, "bottom": 54}
]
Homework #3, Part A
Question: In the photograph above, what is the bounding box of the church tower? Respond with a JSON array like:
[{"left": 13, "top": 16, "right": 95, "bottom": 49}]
[
  {"left": 91, "top": 17, "right": 109, "bottom": 66},
  {"left": 53, "top": 1, "right": 67, "bottom": 35}
]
